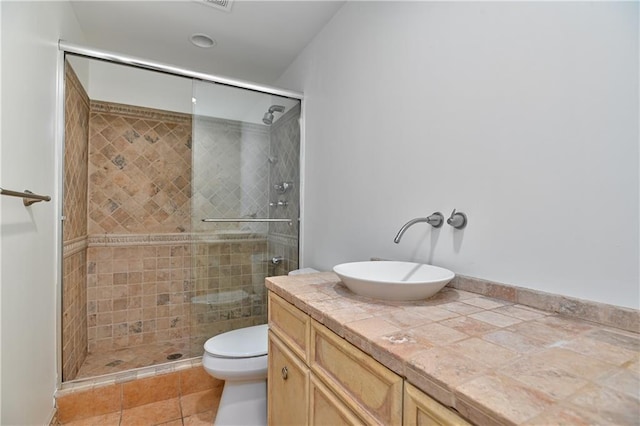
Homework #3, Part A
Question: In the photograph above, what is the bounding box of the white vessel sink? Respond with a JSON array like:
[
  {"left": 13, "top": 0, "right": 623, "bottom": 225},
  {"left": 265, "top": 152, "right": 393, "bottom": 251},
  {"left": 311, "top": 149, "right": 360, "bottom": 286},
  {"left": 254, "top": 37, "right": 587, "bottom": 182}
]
[{"left": 333, "top": 261, "right": 455, "bottom": 301}]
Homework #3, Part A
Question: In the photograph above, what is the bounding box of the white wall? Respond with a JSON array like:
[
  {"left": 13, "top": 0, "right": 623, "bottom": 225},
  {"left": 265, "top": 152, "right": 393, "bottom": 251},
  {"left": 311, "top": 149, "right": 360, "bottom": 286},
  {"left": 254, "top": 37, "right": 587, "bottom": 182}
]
[
  {"left": 279, "top": 2, "right": 639, "bottom": 309},
  {"left": 1, "top": 1, "right": 85, "bottom": 423}
]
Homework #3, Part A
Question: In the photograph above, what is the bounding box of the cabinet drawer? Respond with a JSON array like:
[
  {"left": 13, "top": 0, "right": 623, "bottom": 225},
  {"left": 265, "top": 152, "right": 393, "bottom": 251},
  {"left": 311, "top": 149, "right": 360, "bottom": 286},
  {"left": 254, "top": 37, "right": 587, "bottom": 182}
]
[
  {"left": 268, "top": 331, "right": 309, "bottom": 426},
  {"left": 310, "top": 321, "right": 403, "bottom": 425},
  {"left": 268, "top": 292, "right": 310, "bottom": 362},
  {"left": 404, "top": 382, "right": 471, "bottom": 426},
  {"left": 310, "top": 374, "right": 365, "bottom": 426}
]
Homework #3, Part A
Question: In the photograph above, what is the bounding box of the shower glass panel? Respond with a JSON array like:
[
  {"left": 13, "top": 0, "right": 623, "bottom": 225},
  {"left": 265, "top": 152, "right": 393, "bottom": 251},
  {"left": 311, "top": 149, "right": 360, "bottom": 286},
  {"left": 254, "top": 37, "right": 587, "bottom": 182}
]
[
  {"left": 61, "top": 52, "right": 300, "bottom": 384},
  {"left": 188, "top": 80, "right": 300, "bottom": 356},
  {"left": 61, "top": 55, "right": 198, "bottom": 381}
]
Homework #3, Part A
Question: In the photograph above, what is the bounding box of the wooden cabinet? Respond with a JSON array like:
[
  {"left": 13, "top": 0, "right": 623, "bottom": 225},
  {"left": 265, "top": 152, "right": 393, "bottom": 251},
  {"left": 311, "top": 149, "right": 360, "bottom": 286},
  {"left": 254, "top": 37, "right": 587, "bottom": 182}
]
[
  {"left": 310, "top": 321, "right": 403, "bottom": 425},
  {"left": 403, "top": 382, "right": 471, "bottom": 426},
  {"left": 267, "top": 331, "right": 309, "bottom": 425},
  {"left": 310, "top": 375, "right": 364, "bottom": 426},
  {"left": 268, "top": 291, "right": 310, "bottom": 363},
  {"left": 268, "top": 291, "right": 471, "bottom": 426}
]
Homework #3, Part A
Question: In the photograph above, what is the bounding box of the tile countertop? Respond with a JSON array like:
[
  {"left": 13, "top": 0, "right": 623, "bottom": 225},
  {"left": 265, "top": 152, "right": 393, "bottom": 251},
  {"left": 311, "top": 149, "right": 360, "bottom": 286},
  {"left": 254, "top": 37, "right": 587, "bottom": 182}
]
[{"left": 265, "top": 272, "right": 640, "bottom": 425}]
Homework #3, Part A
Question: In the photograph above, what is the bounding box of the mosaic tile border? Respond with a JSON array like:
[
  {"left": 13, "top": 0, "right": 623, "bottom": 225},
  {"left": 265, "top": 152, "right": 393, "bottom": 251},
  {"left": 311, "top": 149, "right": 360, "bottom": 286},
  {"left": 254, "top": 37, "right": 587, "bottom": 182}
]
[
  {"left": 87, "top": 232, "right": 268, "bottom": 247},
  {"left": 448, "top": 274, "right": 639, "bottom": 333},
  {"left": 63, "top": 236, "right": 88, "bottom": 258},
  {"left": 91, "top": 100, "right": 192, "bottom": 125}
]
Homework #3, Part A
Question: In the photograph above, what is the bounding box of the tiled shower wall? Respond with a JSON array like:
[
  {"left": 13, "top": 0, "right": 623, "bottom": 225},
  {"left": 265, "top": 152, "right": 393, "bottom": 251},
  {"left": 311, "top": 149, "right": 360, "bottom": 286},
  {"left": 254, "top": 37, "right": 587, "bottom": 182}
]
[
  {"left": 85, "top": 103, "right": 197, "bottom": 355},
  {"left": 191, "top": 116, "right": 270, "bottom": 233},
  {"left": 268, "top": 105, "right": 301, "bottom": 275},
  {"left": 85, "top": 236, "right": 270, "bottom": 355},
  {"left": 86, "top": 239, "right": 191, "bottom": 353},
  {"left": 190, "top": 237, "right": 269, "bottom": 353},
  {"left": 62, "top": 63, "right": 90, "bottom": 381},
  {"left": 83, "top": 103, "right": 278, "bottom": 355},
  {"left": 87, "top": 101, "right": 192, "bottom": 235}
]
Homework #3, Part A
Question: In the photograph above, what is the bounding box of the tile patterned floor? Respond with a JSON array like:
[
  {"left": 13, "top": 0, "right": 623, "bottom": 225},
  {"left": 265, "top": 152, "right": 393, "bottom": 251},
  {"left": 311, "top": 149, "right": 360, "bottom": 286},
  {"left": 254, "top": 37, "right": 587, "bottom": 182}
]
[
  {"left": 57, "top": 365, "right": 224, "bottom": 426},
  {"left": 75, "top": 339, "right": 196, "bottom": 379},
  {"left": 61, "top": 394, "right": 217, "bottom": 426}
]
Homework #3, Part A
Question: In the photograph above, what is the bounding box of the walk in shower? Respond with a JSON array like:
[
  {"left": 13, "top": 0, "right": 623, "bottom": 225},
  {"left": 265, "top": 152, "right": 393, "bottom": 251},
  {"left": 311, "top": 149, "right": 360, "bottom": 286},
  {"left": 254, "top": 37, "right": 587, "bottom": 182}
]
[{"left": 61, "top": 49, "right": 301, "bottom": 382}]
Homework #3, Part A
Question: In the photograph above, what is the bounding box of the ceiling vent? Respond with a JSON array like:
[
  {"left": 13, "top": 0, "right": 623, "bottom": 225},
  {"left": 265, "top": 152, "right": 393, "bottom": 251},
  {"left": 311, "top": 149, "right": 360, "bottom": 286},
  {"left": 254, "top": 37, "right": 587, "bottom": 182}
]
[{"left": 195, "top": 0, "right": 233, "bottom": 12}]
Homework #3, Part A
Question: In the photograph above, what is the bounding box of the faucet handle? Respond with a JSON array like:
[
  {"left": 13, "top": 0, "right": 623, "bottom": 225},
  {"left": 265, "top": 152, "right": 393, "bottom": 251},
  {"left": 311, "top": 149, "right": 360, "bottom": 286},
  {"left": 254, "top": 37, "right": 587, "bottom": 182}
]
[
  {"left": 427, "top": 212, "right": 444, "bottom": 228},
  {"left": 447, "top": 209, "right": 467, "bottom": 229}
]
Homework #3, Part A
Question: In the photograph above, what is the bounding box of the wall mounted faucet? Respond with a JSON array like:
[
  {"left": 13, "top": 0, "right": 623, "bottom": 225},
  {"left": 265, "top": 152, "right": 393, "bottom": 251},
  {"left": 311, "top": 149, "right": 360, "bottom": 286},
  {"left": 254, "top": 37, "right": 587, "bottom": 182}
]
[
  {"left": 447, "top": 209, "right": 467, "bottom": 229},
  {"left": 393, "top": 212, "right": 444, "bottom": 243}
]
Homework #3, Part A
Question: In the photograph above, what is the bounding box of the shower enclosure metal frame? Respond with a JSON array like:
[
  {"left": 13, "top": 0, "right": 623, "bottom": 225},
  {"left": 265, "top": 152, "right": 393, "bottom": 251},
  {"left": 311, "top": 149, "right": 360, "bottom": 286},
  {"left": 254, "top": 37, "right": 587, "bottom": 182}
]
[{"left": 55, "top": 40, "right": 306, "bottom": 389}]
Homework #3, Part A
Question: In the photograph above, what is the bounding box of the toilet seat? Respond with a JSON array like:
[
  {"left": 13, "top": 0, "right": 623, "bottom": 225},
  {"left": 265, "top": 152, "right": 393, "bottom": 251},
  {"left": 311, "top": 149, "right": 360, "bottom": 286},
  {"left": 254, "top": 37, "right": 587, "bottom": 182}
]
[{"left": 204, "top": 324, "right": 268, "bottom": 358}]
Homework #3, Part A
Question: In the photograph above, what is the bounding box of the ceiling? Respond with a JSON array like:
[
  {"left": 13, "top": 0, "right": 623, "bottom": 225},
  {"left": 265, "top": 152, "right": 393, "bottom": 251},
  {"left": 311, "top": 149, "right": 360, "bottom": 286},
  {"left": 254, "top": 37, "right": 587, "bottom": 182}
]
[{"left": 70, "top": 0, "right": 345, "bottom": 86}]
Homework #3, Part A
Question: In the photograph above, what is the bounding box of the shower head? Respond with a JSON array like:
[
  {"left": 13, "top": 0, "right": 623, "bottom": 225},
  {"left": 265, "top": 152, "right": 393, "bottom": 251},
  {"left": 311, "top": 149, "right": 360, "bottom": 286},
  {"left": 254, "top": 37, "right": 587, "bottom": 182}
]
[
  {"left": 262, "top": 105, "right": 285, "bottom": 125},
  {"left": 262, "top": 112, "right": 274, "bottom": 125}
]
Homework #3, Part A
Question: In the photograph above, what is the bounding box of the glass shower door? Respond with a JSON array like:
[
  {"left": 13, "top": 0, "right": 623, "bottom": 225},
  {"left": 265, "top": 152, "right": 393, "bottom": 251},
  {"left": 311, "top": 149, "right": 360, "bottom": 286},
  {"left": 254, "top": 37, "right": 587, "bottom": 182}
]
[{"left": 189, "top": 80, "right": 300, "bottom": 355}]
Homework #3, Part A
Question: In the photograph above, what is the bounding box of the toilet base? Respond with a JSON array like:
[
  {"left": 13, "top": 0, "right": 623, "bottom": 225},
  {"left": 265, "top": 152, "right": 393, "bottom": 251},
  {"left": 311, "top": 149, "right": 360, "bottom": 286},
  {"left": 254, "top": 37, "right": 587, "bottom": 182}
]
[{"left": 214, "top": 379, "right": 267, "bottom": 426}]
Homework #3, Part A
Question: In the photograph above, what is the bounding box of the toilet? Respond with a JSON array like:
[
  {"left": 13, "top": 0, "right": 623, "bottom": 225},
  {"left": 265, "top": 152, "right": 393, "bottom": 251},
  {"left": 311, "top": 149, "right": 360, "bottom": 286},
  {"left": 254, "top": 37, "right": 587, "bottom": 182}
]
[{"left": 202, "top": 324, "right": 269, "bottom": 426}]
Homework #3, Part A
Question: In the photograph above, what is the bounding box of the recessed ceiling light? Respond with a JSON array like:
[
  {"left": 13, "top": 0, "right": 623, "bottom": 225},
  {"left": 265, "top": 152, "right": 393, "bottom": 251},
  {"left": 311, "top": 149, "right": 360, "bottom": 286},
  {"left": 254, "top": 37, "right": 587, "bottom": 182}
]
[{"left": 190, "top": 33, "right": 217, "bottom": 48}]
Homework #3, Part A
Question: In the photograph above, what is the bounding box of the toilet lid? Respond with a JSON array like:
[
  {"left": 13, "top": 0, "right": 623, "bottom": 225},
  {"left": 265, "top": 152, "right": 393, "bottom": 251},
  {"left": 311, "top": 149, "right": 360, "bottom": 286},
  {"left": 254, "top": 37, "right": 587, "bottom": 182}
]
[{"left": 204, "top": 324, "right": 269, "bottom": 358}]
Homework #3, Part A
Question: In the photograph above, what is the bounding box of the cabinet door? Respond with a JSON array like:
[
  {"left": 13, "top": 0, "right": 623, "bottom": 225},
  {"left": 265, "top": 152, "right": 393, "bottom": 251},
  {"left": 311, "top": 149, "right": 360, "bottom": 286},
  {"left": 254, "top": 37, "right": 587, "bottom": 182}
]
[
  {"left": 268, "top": 292, "right": 310, "bottom": 363},
  {"left": 310, "top": 321, "right": 403, "bottom": 425},
  {"left": 403, "top": 382, "right": 471, "bottom": 426},
  {"left": 310, "top": 375, "right": 364, "bottom": 426},
  {"left": 268, "top": 331, "right": 309, "bottom": 426}
]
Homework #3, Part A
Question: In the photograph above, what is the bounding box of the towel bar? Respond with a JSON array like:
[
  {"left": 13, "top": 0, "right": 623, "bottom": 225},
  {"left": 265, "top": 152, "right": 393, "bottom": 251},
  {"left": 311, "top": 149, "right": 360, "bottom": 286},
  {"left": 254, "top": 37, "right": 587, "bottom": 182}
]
[
  {"left": 0, "top": 187, "right": 51, "bottom": 206},
  {"left": 202, "top": 218, "right": 292, "bottom": 224}
]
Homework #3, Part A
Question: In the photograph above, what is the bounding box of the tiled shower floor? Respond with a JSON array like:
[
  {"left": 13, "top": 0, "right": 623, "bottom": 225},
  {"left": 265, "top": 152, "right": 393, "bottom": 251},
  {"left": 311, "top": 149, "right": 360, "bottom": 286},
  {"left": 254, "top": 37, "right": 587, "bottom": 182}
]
[{"left": 75, "top": 339, "right": 197, "bottom": 380}]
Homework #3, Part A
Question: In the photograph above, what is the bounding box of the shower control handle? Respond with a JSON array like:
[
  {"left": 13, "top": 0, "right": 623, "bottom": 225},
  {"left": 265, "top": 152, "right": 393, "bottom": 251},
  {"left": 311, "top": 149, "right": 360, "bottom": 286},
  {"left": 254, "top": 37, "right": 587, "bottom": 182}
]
[{"left": 274, "top": 182, "right": 293, "bottom": 193}]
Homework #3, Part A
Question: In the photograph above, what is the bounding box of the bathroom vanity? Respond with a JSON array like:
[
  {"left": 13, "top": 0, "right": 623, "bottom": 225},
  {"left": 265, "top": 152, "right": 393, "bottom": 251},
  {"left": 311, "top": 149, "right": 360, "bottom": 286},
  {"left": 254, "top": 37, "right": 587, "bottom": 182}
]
[
  {"left": 268, "top": 291, "right": 469, "bottom": 425},
  {"left": 266, "top": 272, "right": 639, "bottom": 425}
]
